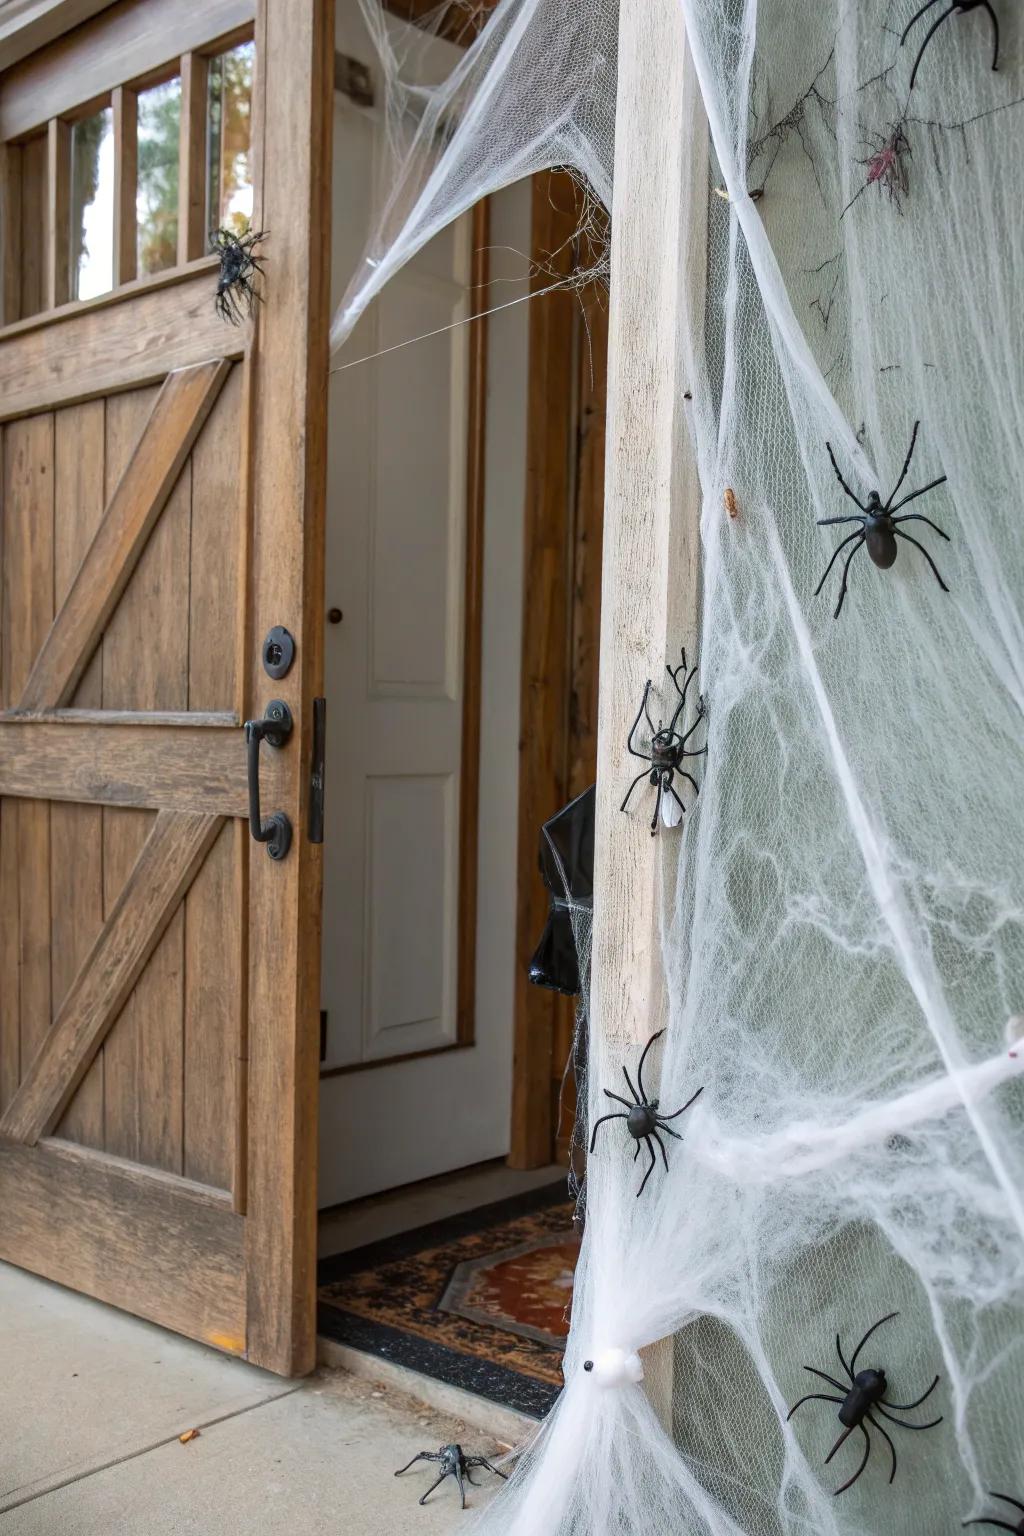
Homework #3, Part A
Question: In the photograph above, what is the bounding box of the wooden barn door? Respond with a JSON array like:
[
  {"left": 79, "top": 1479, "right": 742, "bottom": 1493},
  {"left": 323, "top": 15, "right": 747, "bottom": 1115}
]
[{"left": 0, "top": 0, "right": 331, "bottom": 1376}]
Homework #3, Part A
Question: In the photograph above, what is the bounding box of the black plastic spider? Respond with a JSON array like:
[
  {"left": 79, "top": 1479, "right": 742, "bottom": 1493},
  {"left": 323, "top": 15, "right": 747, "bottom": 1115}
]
[
  {"left": 814, "top": 420, "right": 950, "bottom": 618},
  {"left": 964, "top": 1492, "right": 1024, "bottom": 1533},
  {"left": 787, "top": 1311, "right": 943, "bottom": 1497},
  {"left": 589, "top": 1029, "right": 704, "bottom": 1198},
  {"left": 902, "top": 1, "right": 1000, "bottom": 91},
  {"left": 394, "top": 1443, "right": 506, "bottom": 1508},
  {"left": 620, "top": 649, "right": 707, "bottom": 834},
  {"left": 211, "top": 226, "right": 268, "bottom": 324}
]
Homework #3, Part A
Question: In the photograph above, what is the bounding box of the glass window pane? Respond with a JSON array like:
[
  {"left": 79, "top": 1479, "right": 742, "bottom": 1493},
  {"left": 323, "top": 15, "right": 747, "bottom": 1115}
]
[
  {"left": 137, "top": 76, "right": 181, "bottom": 275},
  {"left": 70, "top": 106, "right": 114, "bottom": 301},
  {"left": 206, "top": 41, "right": 255, "bottom": 239}
]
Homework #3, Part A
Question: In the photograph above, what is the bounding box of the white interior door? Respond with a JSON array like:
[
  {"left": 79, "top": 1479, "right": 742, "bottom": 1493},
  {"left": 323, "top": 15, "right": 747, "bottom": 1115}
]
[{"left": 319, "top": 4, "right": 531, "bottom": 1207}]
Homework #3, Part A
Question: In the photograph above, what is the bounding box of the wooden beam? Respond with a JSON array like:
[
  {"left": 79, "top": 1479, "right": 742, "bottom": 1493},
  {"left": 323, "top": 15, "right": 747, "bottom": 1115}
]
[
  {"left": 19, "top": 359, "right": 229, "bottom": 710},
  {"left": 0, "top": 264, "right": 245, "bottom": 421},
  {"left": 1, "top": 0, "right": 256, "bottom": 140},
  {"left": 46, "top": 117, "right": 71, "bottom": 310},
  {"left": 112, "top": 84, "right": 138, "bottom": 287},
  {"left": 589, "top": 0, "right": 708, "bottom": 1422},
  {"left": 0, "top": 1137, "right": 245, "bottom": 1353},
  {"left": 0, "top": 810, "right": 222, "bottom": 1144},
  {"left": 0, "top": 714, "right": 259, "bottom": 814},
  {"left": 1, "top": 142, "right": 24, "bottom": 327},
  {"left": 178, "top": 52, "right": 209, "bottom": 267},
  {"left": 242, "top": 0, "right": 332, "bottom": 1377}
]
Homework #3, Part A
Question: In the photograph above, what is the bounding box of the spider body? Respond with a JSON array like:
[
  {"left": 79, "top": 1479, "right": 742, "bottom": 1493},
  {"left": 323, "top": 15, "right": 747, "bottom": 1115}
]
[
  {"left": 589, "top": 1029, "right": 704, "bottom": 1197},
  {"left": 814, "top": 420, "right": 950, "bottom": 618},
  {"left": 394, "top": 1443, "right": 506, "bottom": 1508},
  {"left": 211, "top": 226, "right": 268, "bottom": 324},
  {"left": 964, "top": 1491, "right": 1024, "bottom": 1532},
  {"left": 787, "top": 1311, "right": 942, "bottom": 1496},
  {"left": 621, "top": 649, "right": 707, "bottom": 833},
  {"left": 902, "top": 1, "right": 1000, "bottom": 91}
]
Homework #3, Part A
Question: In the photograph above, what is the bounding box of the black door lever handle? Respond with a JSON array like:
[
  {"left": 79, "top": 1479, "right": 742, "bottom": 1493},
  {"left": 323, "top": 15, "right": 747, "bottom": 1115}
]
[{"left": 244, "top": 700, "right": 293, "bottom": 860}]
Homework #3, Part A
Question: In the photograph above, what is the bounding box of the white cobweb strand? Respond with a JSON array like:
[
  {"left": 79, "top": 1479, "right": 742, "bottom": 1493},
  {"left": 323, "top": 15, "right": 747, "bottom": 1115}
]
[{"left": 336, "top": 0, "right": 1024, "bottom": 1532}]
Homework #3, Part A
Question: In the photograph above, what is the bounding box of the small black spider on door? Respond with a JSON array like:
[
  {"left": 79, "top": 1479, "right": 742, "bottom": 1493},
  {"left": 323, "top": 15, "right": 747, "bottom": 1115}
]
[{"left": 620, "top": 648, "right": 707, "bottom": 834}]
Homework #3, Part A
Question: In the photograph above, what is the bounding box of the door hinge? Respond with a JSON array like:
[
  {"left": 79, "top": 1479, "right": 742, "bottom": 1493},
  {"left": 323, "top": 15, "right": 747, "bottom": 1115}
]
[{"left": 309, "top": 697, "right": 326, "bottom": 844}]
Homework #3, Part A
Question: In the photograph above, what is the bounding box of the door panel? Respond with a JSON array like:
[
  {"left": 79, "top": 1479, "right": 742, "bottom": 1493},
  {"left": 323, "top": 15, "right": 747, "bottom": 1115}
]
[{"left": 0, "top": 0, "right": 331, "bottom": 1375}]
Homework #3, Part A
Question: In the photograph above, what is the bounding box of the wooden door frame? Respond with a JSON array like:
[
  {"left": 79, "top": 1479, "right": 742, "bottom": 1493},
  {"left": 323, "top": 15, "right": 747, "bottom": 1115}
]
[{"left": 508, "top": 170, "right": 607, "bottom": 1170}]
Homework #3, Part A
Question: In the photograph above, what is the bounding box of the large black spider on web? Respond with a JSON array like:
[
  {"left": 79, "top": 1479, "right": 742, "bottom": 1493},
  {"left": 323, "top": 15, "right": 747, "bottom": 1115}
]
[{"left": 211, "top": 226, "right": 268, "bottom": 324}]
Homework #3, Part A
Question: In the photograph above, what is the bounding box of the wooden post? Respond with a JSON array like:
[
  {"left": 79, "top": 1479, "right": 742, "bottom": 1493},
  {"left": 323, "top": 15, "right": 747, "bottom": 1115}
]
[
  {"left": 46, "top": 115, "right": 70, "bottom": 308},
  {"left": 589, "top": 0, "right": 708, "bottom": 1424}
]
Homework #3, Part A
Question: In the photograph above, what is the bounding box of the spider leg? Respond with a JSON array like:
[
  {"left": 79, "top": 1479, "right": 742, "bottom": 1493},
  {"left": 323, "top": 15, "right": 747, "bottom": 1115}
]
[
  {"left": 849, "top": 1312, "right": 899, "bottom": 1376},
  {"left": 651, "top": 1127, "right": 670, "bottom": 1171},
  {"left": 883, "top": 1374, "right": 939, "bottom": 1412},
  {"left": 620, "top": 768, "right": 651, "bottom": 814},
  {"left": 901, "top": 0, "right": 943, "bottom": 45},
  {"left": 908, "top": 5, "right": 959, "bottom": 90},
  {"left": 636, "top": 1029, "right": 664, "bottom": 1103},
  {"left": 991, "top": 1494, "right": 1024, "bottom": 1516},
  {"left": 982, "top": 0, "right": 1000, "bottom": 70},
  {"left": 960, "top": 1522, "right": 1018, "bottom": 1533},
  {"left": 589, "top": 1111, "right": 628, "bottom": 1152},
  {"left": 831, "top": 533, "right": 867, "bottom": 619},
  {"left": 680, "top": 713, "right": 707, "bottom": 747},
  {"left": 825, "top": 441, "right": 870, "bottom": 510},
  {"left": 813, "top": 529, "right": 863, "bottom": 598},
  {"left": 636, "top": 1137, "right": 657, "bottom": 1197},
  {"left": 891, "top": 513, "right": 950, "bottom": 542},
  {"left": 786, "top": 1391, "right": 843, "bottom": 1420},
  {"left": 467, "top": 1457, "right": 507, "bottom": 1479},
  {"left": 659, "top": 1085, "right": 705, "bottom": 1121},
  {"left": 622, "top": 1066, "right": 641, "bottom": 1104},
  {"left": 664, "top": 780, "right": 687, "bottom": 819},
  {"left": 395, "top": 1452, "right": 432, "bottom": 1476},
  {"left": 625, "top": 682, "right": 654, "bottom": 760},
  {"left": 649, "top": 777, "right": 662, "bottom": 835},
  {"left": 832, "top": 1424, "right": 871, "bottom": 1498},
  {"left": 866, "top": 1412, "right": 898, "bottom": 1485},
  {"left": 666, "top": 663, "right": 697, "bottom": 736},
  {"left": 603, "top": 1089, "right": 634, "bottom": 1109},
  {"left": 875, "top": 1404, "right": 943, "bottom": 1431},
  {"left": 824, "top": 1423, "right": 856, "bottom": 1464},
  {"left": 884, "top": 420, "right": 920, "bottom": 509},
  {"left": 634, "top": 1139, "right": 641, "bottom": 1161},
  {"left": 658, "top": 1122, "right": 683, "bottom": 1141},
  {"left": 454, "top": 1466, "right": 467, "bottom": 1509},
  {"left": 836, "top": 1333, "right": 853, "bottom": 1382},
  {"left": 888, "top": 474, "right": 948, "bottom": 514},
  {"left": 894, "top": 529, "right": 950, "bottom": 592},
  {"left": 419, "top": 1472, "right": 450, "bottom": 1506},
  {"left": 674, "top": 770, "right": 701, "bottom": 797},
  {"left": 803, "top": 1365, "right": 848, "bottom": 1393},
  {"left": 817, "top": 515, "right": 867, "bottom": 527}
]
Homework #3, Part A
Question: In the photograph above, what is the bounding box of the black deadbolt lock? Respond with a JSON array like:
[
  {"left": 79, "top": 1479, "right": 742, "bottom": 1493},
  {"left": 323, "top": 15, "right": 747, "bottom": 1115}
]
[{"left": 262, "top": 625, "right": 295, "bottom": 680}]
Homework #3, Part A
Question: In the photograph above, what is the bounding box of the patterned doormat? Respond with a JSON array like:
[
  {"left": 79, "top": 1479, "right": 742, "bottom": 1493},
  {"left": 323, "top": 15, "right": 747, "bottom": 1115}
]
[{"left": 317, "top": 1183, "right": 578, "bottom": 1418}]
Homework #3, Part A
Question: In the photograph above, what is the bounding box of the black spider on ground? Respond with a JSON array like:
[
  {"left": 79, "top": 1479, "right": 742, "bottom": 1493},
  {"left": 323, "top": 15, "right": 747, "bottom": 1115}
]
[
  {"left": 787, "top": 1311, "right": 943, "bottom": 1496},
  {"left": 814, "top": 420, "right": 950, "bottom": 618},
  {"left": 902, "top": 1, "right": 1000, "bottom": 91},
  {"left": 211, "top": 226, "right": 268, "bottom": 324},
  {"left": 394, "top": 1443, "right": 507, "bottom": 1508},
  {"left": 589, "top": 1029, "right": 704, "bottom": 1197},
  {"left": 620, "top": 648, "right": 707, "bottom": 834},
  {"left": 964, "top": 1492, "right": 1024, "bottom": 1532}
]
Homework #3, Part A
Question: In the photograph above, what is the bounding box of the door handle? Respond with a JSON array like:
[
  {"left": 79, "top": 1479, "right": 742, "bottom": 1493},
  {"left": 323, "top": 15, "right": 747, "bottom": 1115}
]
[{"left": 244, "top": 700, "right": 293, "bottom": 860}]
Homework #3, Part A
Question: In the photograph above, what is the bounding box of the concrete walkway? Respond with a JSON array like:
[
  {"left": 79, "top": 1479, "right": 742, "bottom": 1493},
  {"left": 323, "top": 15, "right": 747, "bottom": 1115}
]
[{"left": 0, "top": 1263, "right": 510, "bottom": 1534}]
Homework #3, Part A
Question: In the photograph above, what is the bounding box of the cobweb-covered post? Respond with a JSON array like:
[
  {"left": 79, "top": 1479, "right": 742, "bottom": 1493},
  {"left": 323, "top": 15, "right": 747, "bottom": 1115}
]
[{"left": 589, "top": 0, "right": 708, "bottom": 1427}]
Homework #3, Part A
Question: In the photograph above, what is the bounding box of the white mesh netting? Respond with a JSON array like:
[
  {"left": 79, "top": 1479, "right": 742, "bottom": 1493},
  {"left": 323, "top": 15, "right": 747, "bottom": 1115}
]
[{"left": 331, "top": 1, "right": 1024, "bottom": 1531}]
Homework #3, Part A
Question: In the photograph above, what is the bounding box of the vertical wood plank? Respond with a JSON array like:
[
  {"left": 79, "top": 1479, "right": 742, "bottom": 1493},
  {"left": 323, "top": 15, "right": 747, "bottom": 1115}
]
[
  {"left": 112, "top": 85, "right": 138, "bottom": 287},
  {"left": 589, "top": 0, "right": 708, "bottom": 1424},
  {"left": 508, "top": 172, "right": 577, "bottom": 1169},
  {"left": 0, "top": 798, "right": 20, "bottom": 1115},
  {"left": 2, "top": 415, "right": 55, "bottom": 1085},
  {"left": 1, "top": 143, "right": 22, "bottom": 327},
  {"left": 178, "top": 51, "right": 209, "bottom": 267},
  {"left": 102, "top": 385, "right": 189, "bottom": 1174},
  {"left": 243, "top": 0, "right": 332, "bottom": 1374},
  {"left": 46, "top": 116, "right": 71, "bottom": 309},
  {"left": 52, "top": 399, "right": 107, "bottom": 1147},
  {"left": 19, "top": 133, "right": 47, "bottom": 321},
  {"left": 184, "top": 365, "right": 243, "bottom": 1195}
]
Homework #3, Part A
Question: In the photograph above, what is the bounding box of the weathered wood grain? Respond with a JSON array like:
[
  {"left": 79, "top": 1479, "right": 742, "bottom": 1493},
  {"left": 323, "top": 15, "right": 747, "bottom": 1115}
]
[
  {"left": 1, "top": 0, "right": 256, "bottom": 139},
  {"left": 1, "top": 142, "right": 23, "bottom": 326},
  {"left": 0, "top": 810, "right": 221, "bottom": 1144},
  {"left": 46, "top": 117, "right": 70, "bottom": 310},
  {"left": 0, "top": 1138, "right": 245, "bottom": 1353},
  {"left": 178, "top": 53, "right": 209, "bottom": 267},
  {"left": 0, "top": 266, "right": 246, "bottom": 422},
  {"left": 112, "top": 85, "right": 138, "bottom": 288},
  {"left": 19, "top": 360, "right": 229, "bottom": 711}
]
